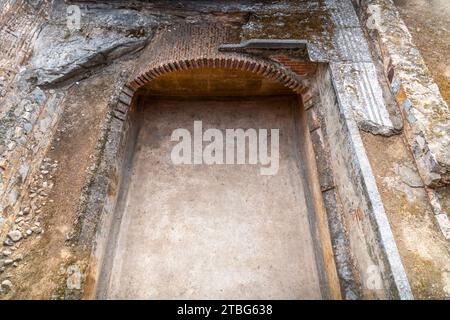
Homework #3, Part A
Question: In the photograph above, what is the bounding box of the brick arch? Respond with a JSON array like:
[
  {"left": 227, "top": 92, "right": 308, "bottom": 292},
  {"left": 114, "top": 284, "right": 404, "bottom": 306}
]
[
  {"left": 132, "top": 23, "right": 309, "bottom": 89},
  {"left": 128, "top": 56, "right": 305, "bottom": 93},
  {"left": 113, "top": 24, "right": 309, "bottom": 119}
]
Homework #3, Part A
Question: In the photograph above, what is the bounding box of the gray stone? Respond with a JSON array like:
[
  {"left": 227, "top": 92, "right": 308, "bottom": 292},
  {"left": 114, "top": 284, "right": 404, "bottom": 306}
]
[
  {"left": 329, "top": 62, "right": 395, "bottom": 134},
  {"left": 435, "top": 214, "right": 450, "bottom": 240},
  {"left": 31, "top": 226, "right": 42, "bottom": 234},
  {"left": 39, "top": 118, "right": 51, "bottom": 133},
  {"left": 345, "top": 290, "right": 359, "bottom": 300},
  {"left": 3, "top": 238, "right": 13, "bottom": 246},
  {"left": 7, "top": 230, "right": 22, "bottom": 242},
  {"left": 13, "top": 103, "right": 25, "bottom": 117},
  {"left": 4, "top": 259, "right": 13, "bottom": 266},
  {"left": 8, "top": 190, "right": 18, "bottom": 206},
  {"left": 22, "top": 112, "right": 31, "bottom": 121},
  {"left": 14, "top": 68, "right": 37, "bottom": 93},
  {"left": 332, "top": 27, "right": 372, "bottom": 62},
  {"left": 30, "top": 87, "right": 46, "bottom": 104},
  {"left": 66, "top": 264, "right": 81, "bottom": 290},
  {"left": 14, "top": 127, "right": 24, "bottom": 138},
  {"left": 416, "top": 135, "right": 426, "bottom": 150},
  {"left": 30, "top": 24, "right": 151, "bottom": 86},
  {"left": 23, "top": 123, "right": 33, "bottom": 133},
  {"left": 1, "top": 279, "right": 12, "bottom": 290},
  {"left": 396, "top": 164, "right": 423, "bottom": 188},
  {"left": 17, "top": 136, "right": 26, "bottom": 145},
  {"left": 19, "top": 164, "right": 29, "bottom": 181},
  {"left": 310, "top": 129, "right": 334, "bottom": 190},
  {"left": 7, "top": 141, "right": 16, "bottom": 151},
  {"left": 24, "top": 102, "right": 35, "bottom": 112}
]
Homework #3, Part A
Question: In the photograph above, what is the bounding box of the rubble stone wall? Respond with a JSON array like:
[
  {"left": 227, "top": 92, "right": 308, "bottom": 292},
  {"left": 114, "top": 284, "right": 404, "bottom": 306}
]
[{"left": 353, "top": 0, "right": 450, "bottom": 187}]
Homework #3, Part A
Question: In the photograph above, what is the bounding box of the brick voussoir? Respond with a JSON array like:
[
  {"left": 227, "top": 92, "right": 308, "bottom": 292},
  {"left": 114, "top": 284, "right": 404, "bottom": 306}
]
[{"left": 129, "top": 57, "right": 304, "bottom": 93}]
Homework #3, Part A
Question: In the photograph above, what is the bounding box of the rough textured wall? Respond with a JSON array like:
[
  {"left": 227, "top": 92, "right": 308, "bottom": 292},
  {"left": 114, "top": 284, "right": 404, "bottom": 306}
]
[
  {"left": 0, "top": 0, "right": 154, "bottom": 298},
  {"left": 0, "top": 0, "right": 447, "bottom": 299},
  {"left": 354, "top": 0, "right": 450, "bottom": 188}
]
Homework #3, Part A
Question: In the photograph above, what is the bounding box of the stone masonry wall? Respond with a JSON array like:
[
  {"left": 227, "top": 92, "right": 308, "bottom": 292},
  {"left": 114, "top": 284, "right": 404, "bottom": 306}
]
[
  {"left": 353, "top": 0, "right": 450, "bottom": 239},
  {"left": 353, "top": 0, "right": 450, "bottom": 188}
]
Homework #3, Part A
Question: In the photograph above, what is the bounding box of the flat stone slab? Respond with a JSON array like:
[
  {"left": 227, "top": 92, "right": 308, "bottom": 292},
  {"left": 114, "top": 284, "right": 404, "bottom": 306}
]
[{"left": 330, "top": 62, "right": 394, "bottom": 134}]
